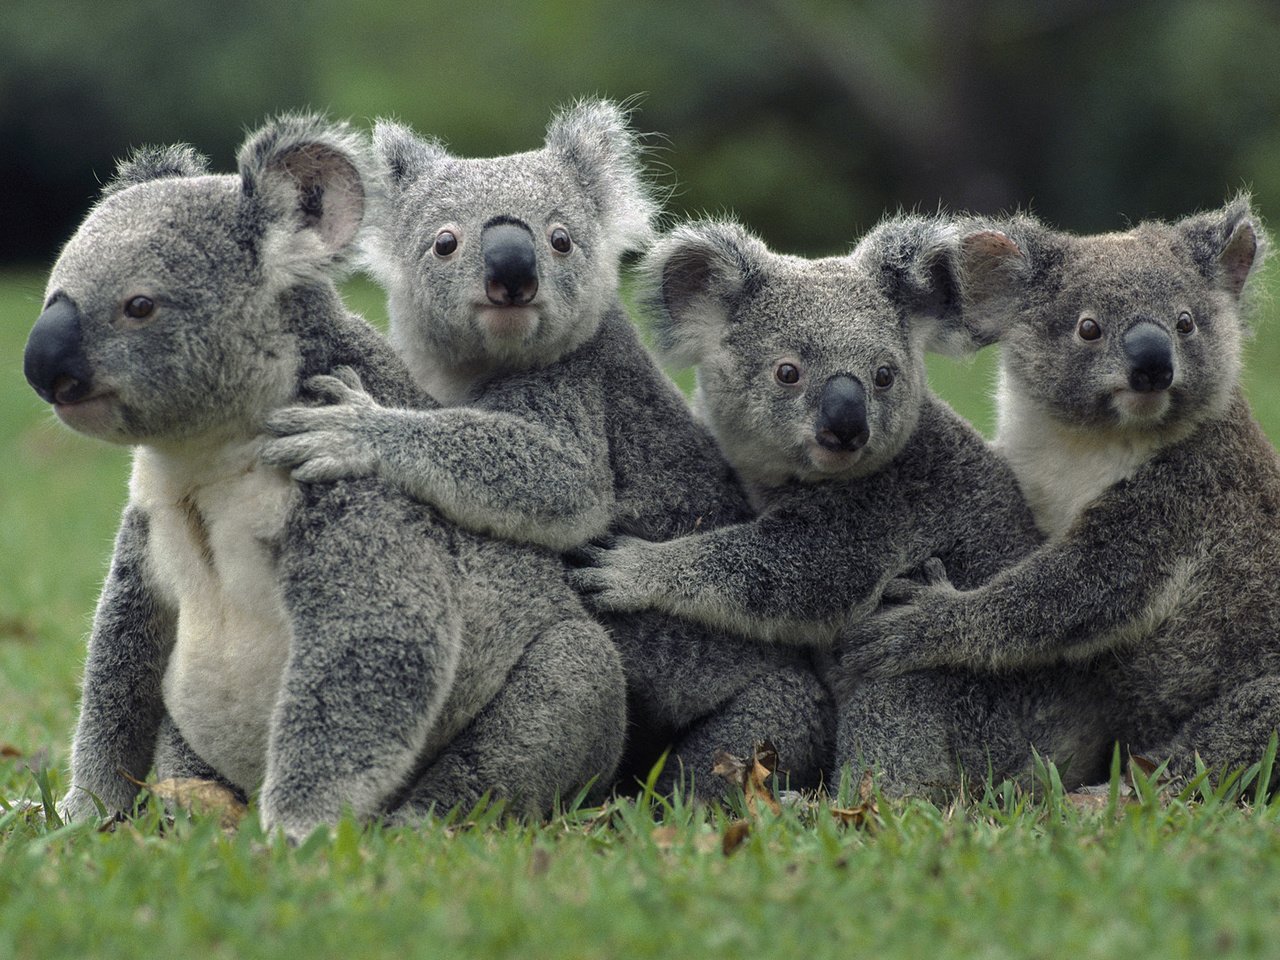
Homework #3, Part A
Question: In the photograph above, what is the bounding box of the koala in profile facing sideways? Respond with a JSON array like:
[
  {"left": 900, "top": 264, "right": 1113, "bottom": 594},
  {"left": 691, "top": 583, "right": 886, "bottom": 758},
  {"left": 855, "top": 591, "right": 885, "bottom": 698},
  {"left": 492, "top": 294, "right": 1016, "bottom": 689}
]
[
  {"left": 262, "top": 101, "right": 831, "bottom": 796},
  {"left": 840, "top": 197, "right": 1280, "bottom": 785},
  {"left": 566, "top": 217, "right": 1115, "bottom": 796},
  {"left": 25, "top": 116, "right": 624, "bottom": 839}
]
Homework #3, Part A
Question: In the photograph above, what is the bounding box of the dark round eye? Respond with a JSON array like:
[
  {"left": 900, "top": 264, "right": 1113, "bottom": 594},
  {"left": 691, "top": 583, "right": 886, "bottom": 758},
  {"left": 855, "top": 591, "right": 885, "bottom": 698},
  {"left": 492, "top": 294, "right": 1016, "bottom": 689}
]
[
  {"left": 873, "top": 366, "right": 894, "bottom": 389},
  {"left": 1176, "top": 311, "right": 1195, "bottom": 334},
  {"left": 433, "top": 230, "right": 458, "bottom": 257},
  {"left": 1077, "top": 316, "right": 1102, "bottom": 341},
  {"left": 549, "top": 226, "right": 572, "bottom": 254},
  {"left": 775, "top": 362, "right": 801, "bottom": 385},
  {"left": 124, "top": 295, "right": 154, "bottom": 320}
]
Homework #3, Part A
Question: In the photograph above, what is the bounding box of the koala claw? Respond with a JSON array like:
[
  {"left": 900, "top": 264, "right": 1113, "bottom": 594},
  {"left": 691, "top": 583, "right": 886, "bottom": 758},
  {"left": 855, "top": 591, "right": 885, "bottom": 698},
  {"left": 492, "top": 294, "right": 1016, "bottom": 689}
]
[
  {"left": 303, "top": 366, "right": 372, "bottom": 406},
  {"left": 260, "top": 432, "right": 377, "bottom": 481},
  {"left": 564, "top": 535, "right": 658, "bottom": 612}
]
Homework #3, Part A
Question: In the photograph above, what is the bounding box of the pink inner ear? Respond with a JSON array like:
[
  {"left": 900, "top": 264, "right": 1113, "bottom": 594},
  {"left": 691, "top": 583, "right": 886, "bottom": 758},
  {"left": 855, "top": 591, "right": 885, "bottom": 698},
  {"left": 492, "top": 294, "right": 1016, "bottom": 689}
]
[
  {"left": 962, "top": 230, "right": 1023, "bottom": 263},
  {"left": 1220, "top": 222, "right": 1257, "bottom": 298},
  {"left": 277, "top": 145, "right": 365, "bottom": 252}
]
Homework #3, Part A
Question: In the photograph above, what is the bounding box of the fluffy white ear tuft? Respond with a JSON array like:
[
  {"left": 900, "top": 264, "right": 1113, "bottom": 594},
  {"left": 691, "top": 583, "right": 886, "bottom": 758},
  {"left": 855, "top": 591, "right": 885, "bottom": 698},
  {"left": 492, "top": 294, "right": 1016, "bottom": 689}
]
[
  {"left": 545, "top": 98, "right": 658, "bottom": 256},
  {"left": 639, "top": 219, "right": 765, "bottom": 369}
]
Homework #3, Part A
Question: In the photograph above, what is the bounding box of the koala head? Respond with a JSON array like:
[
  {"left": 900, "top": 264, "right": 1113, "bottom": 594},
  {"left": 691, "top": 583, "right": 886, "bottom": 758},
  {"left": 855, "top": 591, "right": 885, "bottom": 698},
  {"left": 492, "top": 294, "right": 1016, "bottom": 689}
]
[
  {"left": 959, "top": 197, "right": 1267, "bottom": 439},
  {"left": 23, "top": 116, "right": 372, "bottom": 446},
  {"left": 364, "top": 99, "right": 657, "bottom": 380},
  {"left": 642, "top": 216, "right": 961, "bottom": 487}
]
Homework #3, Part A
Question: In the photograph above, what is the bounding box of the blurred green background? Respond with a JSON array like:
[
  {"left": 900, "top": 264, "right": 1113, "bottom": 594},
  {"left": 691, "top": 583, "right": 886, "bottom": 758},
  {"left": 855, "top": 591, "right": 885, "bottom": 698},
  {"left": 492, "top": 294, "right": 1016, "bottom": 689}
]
[{"left": 5, "top": 0, "right": 1280, "bottom": 265}]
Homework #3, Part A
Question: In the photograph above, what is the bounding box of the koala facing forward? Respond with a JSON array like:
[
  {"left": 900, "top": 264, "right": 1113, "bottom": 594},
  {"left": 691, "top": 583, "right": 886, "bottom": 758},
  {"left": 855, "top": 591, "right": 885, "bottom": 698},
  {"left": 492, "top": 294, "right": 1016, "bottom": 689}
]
[
  {"left": 569, "top": 216, "right": 1043, "bottom": 645},
  {"left": 262, "top": 103, "right": 831, "bottom": 796},
  {"left": 26, "top": 117, "right": 625, "bottom": 839},
  {"left": 841, "top": 198, "right": 1280, "bottom": 782},
  {"left": 566, "top": 217, "right": 1113, "bottom": 796}
]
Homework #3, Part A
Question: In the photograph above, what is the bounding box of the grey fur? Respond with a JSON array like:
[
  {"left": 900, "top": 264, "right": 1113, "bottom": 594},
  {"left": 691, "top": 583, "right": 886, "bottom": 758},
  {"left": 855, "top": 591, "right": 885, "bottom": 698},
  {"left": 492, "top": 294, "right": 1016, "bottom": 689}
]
[
  {"left": 570, "top": 216, "right": 1040, "bottom": 645},
  {"left": 33, "top": 116, "right": 624, "bottom": 839},
  {"left": 261, "top": 102, "right": 830, "bottom": 797},
  {"left": 839, "top": 197, "right": 1280, "bottom": 784},
  {"left": 568, "top": 217, "right": 1101, "bottom": 796}
]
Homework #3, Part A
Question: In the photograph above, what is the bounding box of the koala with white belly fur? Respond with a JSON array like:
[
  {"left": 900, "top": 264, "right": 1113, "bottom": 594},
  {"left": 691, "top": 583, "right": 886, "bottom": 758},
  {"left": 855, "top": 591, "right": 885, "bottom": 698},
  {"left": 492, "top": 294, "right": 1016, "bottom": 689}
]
[
  {"left": 839, "top": 198, "right": 1280, "bottom": 787},
  {"left": 25, "top": 116, "right": 625, "bottom": 839}
]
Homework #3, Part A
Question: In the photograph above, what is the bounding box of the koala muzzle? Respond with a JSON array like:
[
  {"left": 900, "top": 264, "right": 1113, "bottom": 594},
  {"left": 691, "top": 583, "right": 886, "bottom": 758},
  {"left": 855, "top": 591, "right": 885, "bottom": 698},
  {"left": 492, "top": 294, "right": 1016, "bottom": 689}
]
[
  {"left": 815, "top": 374, "right": 870, "bottom": 452},
  {"left": 482, "top": 221, "right": 539, "bottom": 306},
  {"left": 24, "top": 297, "right": 95, "bottom": 405},
  {"left": 1123, "top": 322, "right": 1174, "bottom": 393}
]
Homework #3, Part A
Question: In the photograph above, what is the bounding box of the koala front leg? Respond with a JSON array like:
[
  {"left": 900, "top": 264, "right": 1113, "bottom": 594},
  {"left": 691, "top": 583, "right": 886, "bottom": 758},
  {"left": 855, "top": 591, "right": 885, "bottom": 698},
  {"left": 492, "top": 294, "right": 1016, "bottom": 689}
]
[
  {"left": 60, "top": 508, "right": 175, "bottom": 822},
  {"left": 260, "top": 482, "right": 463, "bottom": 843}
]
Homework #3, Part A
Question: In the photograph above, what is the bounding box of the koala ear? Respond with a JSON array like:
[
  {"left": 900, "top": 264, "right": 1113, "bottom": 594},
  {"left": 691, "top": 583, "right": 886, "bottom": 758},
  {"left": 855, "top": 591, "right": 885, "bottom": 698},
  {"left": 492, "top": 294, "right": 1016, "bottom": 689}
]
[
  {"left": 956, "top": 226, "right": 1032, "bottom": 346},
  {"left": 100, "top": 143, "right": 209, "bottom": 199},
  {"left": 238, "top": 114, "right": 371, "bottom": 266},
  {"left": 641, "top": 220, "right": 764, "bottom": 368},
  {"left": 857, "top": 216, "right": 970, "bottom": 357},
  {"left": 544, "top": 99, "right": 657, "bottom": 254},
  {"left": 372, "top": 119, "right": 450, "bottom": 190},
  {"left": 1178, "top": 195, "right": 1268, "bottom": 300}
]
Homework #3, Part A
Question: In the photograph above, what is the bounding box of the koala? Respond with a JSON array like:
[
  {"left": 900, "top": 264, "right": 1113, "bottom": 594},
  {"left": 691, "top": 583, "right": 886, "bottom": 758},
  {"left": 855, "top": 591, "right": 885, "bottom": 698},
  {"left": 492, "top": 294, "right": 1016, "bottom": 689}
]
[
  {"left": 839, "top": 197, "right": 1280, "bottom": 786},
  {"left": 25, "top": 116, "right": 625, "bottom": 840},
  {"left": 564, "top": 217, "right": 1111, "bottom": 796},
  {"left": 260, "top": 101, "right": 831, "bottom": 797}
]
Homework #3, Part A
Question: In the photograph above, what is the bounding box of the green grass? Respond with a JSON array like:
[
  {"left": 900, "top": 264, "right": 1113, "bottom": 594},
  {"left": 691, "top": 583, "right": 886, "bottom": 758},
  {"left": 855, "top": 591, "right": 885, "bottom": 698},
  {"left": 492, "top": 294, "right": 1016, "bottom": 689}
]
[{"left": 5, "top": 264, "right": 1280, "bottom": 959}]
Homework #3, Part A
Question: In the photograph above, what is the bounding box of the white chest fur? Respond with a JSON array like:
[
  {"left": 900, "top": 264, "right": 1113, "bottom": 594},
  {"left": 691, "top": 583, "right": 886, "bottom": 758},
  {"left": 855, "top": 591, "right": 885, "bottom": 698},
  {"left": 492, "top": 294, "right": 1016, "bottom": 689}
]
[
  {"left": 132, "top": 440, "right": 298, "bottom": 791},
  {"left": 994, "top": 370, "right": 1164, "bottom": 540}
]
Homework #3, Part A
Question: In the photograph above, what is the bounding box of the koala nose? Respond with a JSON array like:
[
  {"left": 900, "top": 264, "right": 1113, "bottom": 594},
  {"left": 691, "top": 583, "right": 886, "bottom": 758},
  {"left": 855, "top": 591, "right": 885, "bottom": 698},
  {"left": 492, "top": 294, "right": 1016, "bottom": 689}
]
[
  {"left": 482, "top": 221, "right": 539, "bottom": 306},
  {"left": 1123, "top": 322, "right": 1174, "bottom": 393},
  {"left": 815, "top": 374, "right": 869, "bottom": 452},
  {"left": 24, "top": 297, "right": 94, "bottom": 405}
]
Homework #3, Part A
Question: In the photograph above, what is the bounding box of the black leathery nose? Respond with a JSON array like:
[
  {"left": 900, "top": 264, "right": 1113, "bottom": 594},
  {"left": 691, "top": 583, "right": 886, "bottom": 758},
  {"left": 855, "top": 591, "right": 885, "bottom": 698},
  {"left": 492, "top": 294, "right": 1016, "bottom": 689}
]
[
  {"left": 24, "top": 297, "right": 94, "bottom": 405},
  {"left": 482, "top": 221, "right": 539, "bottom": 306},
  {"left": 1124, "top": 322, "right": 1174, "bottom": 392},
  {"left": 815, "top": 374, "right": 870, "bottom": 451}
]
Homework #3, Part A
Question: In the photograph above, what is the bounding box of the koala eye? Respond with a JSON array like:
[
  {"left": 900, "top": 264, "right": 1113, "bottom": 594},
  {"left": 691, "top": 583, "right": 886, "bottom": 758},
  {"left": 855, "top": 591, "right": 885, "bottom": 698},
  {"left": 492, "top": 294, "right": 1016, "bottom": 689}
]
[
  {"left": 873, "top": 366, "right": 895, "bottom": 390},
  {"left": 549, "top": 226, "right": 572, "bottom": 255},
  {"left": 1077, "top": 316, "right": 1102, "bottom": 342},
  {"left": 775, "top": 362, "right": 802, "bottom": 386},
  {"left": 1176, "top": 311, "right": 1196, "bottom": 335},
  {"left": 433, "top": 230, "right": 459, "bottom": 258},
  {"left": 123, "top": 295, "right": 155, "bottom": 320}
]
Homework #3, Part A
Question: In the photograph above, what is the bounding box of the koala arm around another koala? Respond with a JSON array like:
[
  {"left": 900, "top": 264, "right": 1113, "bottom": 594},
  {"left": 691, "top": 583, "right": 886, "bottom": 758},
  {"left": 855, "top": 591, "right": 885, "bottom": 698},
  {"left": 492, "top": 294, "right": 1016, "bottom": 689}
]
[
  {"left": 838, "top": 469, "right": 1197, "bottom": 678},
  {"left": 60, "top": 507, "right": 176, "bottom": 822},
  {"left": 262, "top": 367, "right": 615, "bottom": 551},
  {"left": 567, "top": 491, "right": 898, "bottom": 646}
]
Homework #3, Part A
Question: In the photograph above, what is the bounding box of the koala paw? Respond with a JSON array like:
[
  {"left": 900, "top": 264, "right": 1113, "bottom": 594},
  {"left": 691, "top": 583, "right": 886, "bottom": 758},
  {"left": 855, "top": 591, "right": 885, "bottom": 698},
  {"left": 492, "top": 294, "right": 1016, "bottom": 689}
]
[
  {"left": 565, "top": 535, "right": 663, "bottom": 613},
  {"left": 836, "top": 604, "right": 940, "bottom": 683},
  {"left": 261, "top": 367, "right": 383, "bottom": 483}
]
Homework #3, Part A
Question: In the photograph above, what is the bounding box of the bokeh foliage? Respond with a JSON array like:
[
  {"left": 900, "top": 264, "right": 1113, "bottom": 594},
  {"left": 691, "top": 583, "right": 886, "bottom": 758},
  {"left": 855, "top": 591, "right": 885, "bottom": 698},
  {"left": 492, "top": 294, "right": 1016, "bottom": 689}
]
[{"left": 4, "top": 0, "right": 1279, "bottom": 266}]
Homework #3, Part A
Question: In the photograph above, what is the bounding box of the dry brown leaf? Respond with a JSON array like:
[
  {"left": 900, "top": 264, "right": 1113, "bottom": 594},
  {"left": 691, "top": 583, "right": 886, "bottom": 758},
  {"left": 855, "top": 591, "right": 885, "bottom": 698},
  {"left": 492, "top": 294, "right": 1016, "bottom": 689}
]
[
  {"left": 713, "top": 742, "right": 782, "bottom": 817},
  {"left": 144, "top": 777, "right": 247, "bottom": 830},
  {"left": 0, "top": 743, "right": 23, "bottom": 759},
  {"left": 722, "top": 819, "right": 751, "bottom": 856},
  {"left": 1127, "top": 754, "right": 1159, "bottom": 781}
]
